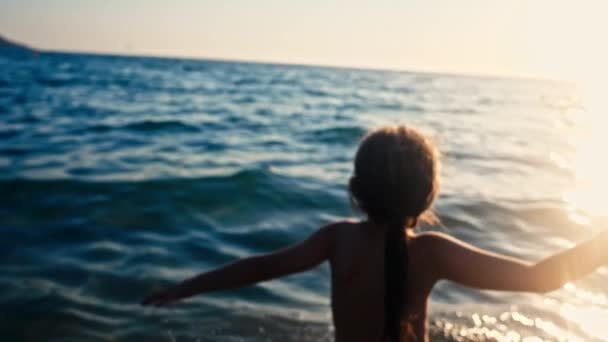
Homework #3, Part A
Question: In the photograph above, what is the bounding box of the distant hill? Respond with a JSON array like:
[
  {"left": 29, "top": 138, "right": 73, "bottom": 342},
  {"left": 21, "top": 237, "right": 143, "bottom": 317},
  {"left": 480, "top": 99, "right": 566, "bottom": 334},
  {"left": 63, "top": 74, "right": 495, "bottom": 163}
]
[{"left": 0, "top": 35, "right": 34, "bottom": 52}]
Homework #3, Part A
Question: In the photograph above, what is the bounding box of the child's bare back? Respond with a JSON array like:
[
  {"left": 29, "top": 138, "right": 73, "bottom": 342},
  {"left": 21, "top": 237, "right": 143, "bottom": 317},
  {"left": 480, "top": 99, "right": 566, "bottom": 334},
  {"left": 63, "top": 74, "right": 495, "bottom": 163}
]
[{"left": 329, "top": 220, "right": 432, "bottom": 341}]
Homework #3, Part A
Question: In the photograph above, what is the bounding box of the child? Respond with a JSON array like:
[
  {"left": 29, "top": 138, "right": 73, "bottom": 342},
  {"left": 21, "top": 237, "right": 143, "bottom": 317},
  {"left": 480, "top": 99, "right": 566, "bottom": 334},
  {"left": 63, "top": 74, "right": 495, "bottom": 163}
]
[{"left": 142, "top": 125, "right": 608, "bottom": 342}]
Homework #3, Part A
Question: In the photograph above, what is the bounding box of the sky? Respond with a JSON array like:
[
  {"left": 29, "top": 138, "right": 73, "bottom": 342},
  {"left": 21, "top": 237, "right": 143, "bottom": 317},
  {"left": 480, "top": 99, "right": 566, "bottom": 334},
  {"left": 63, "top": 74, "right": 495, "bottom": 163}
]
[{"left": 1, "top": 0, "right": 606, "bottom": 81}]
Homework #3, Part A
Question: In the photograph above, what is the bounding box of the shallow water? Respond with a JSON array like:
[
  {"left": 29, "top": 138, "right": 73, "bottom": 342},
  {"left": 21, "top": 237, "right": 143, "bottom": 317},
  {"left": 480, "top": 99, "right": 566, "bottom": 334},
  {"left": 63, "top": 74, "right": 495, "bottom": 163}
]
[{"left": 1, "top": 51, "right": 607, "bottom": 341}]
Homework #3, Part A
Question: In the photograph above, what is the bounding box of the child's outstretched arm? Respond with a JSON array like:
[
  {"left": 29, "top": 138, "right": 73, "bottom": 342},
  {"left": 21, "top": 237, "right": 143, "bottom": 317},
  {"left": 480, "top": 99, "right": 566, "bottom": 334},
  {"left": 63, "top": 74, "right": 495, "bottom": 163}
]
[
  {"left": 422, "top": 229, "right": 608, "bottom": 292},
  {"left": 141, "top": 223, "right": 336, "bottom": 306}
]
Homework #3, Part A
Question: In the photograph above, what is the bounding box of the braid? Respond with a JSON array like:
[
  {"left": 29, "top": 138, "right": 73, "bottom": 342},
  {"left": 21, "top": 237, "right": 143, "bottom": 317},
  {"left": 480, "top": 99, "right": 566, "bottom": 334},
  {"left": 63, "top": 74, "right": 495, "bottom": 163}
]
[{"left": 383, "top": 220, "right": 408, "bottom": 342}]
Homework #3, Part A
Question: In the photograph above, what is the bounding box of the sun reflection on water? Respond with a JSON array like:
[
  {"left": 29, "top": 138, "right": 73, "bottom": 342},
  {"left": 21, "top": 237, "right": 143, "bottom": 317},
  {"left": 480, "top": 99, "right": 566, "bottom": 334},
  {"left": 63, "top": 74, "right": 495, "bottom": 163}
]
[
  {"left": 562, "top": 78, "right": 608, "bottom": 222},
  {"left": 433, "top": 307, "right": 584, "bottom": 341},
  {"left": 558, "top": 77, "right": 608, "bottom": 340},
  {"left": 560, "top": 283, "right": 608, "bottom": 341}
]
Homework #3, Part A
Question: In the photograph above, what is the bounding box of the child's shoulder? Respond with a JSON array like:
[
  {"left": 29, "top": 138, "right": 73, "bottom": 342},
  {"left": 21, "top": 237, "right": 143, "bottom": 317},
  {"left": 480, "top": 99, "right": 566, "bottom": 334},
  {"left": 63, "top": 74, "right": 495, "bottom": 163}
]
[
  {"left": 319, "top": 219, "right": 361, "bottom": 234},
  {"left": 411, "top": 231, "right": 455, "bottom": 249},
  {"left": 314, "top": 219, "right": 362, "bottom": 244},
  {"left": 319, "top": 218, "right": 360, "bottom": 229},
  {"left": 409, "top": 230, "right": 474, "bottom": 267}
]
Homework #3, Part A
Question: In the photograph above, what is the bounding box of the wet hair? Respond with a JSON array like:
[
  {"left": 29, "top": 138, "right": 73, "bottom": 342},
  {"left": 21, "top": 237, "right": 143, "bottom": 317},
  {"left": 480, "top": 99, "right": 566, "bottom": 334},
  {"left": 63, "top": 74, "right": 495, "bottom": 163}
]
[{"left": 349, "top": 125, "right": 439, "bottom": 341}]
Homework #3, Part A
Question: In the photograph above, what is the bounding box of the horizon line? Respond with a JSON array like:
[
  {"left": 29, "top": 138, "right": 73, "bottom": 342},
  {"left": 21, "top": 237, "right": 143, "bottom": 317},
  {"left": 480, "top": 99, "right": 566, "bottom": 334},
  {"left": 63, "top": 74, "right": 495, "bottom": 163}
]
[
  {"left": 5, "top": 33, "right": 566, "bottom": 84},
  {"left": 46, "top": 47, "right": 569, "bottom": 85}
]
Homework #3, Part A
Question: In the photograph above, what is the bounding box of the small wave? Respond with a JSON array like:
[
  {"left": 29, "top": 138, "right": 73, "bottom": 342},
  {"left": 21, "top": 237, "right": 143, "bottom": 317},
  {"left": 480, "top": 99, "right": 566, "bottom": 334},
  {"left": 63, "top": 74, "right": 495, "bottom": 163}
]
[
  {"left": 269, "top": 77, "right": 298, "bottom": 86},
  {"left": 0, "top": 129, "right": 21, "bottom": 140},
  {"left": 233, "top": 77, "right": 259, "bottom": 86},
  {"left": 255, "top": 107, "right": 274, "bottom": 116},
  {"left": 3, "top": 172, "right": 345, "bottom": 238},
  {"left": 477, "top": 97, "right": 499, "bottom": 106},
  {"left": 86, "top": 124, "right": 113, "bottom": 133},
  {"left": 35, "top": 74, "right": 80, "bottom": 87},
  {"left": 181, "top": 63, "right": 209, "bottom": 72},
  {"left": 123, "top": 120, "right": 200, "bottom": 133},
  {"left": 0, "top": 170, "right": 271, "bottom": 194},
  {"left": 85, "top": 120, "right": 201, "bottom": 134},
  {"left": 336, "top": 102, "right": 364, "bottom": 112},
  {"left": 63, "top": 104, "right": 117, "bottom": 118},
  {"left": 403, "top": 104, "right": 425, "bottom": 113},
  {"left": 306, "top": 126, "right": 367, "bottom": 145},
  {"left": 184, "top": 139, "right": 227, "bottom": 152},
  {"left": 377, "top": 101, "right": 405, "bottom": 111},
  {"left": 304, "top": 88, "right": 330, "bottom": 97},
  {"left": 233, "top": 95, "right": 256, "bottom": 104},
  {"left": 444, "top": 107, "right": 480, "bottom": 115},
  {"left": 0, "top": 146, "right": 30, "bottom": 156}
]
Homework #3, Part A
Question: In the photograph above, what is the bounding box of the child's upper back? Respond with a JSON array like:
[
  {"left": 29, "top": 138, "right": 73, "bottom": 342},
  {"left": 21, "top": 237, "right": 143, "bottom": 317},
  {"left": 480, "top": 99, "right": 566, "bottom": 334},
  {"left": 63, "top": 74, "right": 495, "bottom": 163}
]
[{"left": 329, "top": 220, "right": 435, "bottom": 342}]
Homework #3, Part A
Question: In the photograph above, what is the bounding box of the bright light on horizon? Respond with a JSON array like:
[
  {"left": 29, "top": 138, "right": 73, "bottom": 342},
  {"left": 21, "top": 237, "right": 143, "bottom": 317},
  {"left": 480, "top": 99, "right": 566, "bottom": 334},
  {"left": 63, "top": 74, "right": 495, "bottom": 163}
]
[{"left": 555, "top": 0, "right": 608, "bottom": 220}]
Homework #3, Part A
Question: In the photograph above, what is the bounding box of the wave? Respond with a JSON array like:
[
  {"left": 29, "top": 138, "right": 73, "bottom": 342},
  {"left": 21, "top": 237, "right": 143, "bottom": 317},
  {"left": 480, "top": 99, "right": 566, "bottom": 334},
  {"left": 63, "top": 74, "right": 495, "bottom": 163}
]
[
  {"left": 304, "top": 88, "right": 331, "bottom": 97},
  {"left": 86, "top": 120, "right": 201, "bottom": 134},
  {"left": 0, "top": 146, "right": 30, "bottom": 156},
  {"left": 35, "top": 74, "right": 81, "bottom": 87},
  {"left": 122, "top": 120, "right": 201, "bottom": 133},
  {"left": 0, "top": 168, "right": 346, "bottom": 224},
  {"left": 233, "top": 77, "right": 259, "bottom": 86},
  {"left": 306, "top": 126, "right": 367, "bottom": 145},
  {"left": 0, "top": 129, "right": 21, "bottom": 140}
]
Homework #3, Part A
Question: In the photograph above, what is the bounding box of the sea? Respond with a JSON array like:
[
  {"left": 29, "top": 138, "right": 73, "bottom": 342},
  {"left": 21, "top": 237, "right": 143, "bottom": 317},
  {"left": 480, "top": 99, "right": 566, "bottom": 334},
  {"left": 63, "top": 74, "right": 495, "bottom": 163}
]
[{"left": 2, "top": 51, "right": 608, "bottom": 341}]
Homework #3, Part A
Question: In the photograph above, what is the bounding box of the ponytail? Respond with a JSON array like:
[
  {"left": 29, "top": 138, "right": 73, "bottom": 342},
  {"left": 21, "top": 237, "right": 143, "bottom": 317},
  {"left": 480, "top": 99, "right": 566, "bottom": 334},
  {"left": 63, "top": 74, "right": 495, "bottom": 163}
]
[{"left": 383, "top": 220, "right": 408, "bottom": 342}]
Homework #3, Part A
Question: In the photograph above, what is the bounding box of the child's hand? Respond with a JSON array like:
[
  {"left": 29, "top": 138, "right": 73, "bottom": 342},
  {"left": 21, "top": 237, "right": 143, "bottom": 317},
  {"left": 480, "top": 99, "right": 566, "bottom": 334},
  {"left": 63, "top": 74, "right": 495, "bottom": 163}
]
[{"left": 140, "top": 286, "right": 182, "bottom": 307}]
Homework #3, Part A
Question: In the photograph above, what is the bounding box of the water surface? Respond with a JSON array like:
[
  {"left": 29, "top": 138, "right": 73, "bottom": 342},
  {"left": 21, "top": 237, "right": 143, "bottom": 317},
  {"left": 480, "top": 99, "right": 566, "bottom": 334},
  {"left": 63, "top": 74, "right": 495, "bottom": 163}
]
[{"left": 1, "top": 51, "right": 606, "bottom": 341}]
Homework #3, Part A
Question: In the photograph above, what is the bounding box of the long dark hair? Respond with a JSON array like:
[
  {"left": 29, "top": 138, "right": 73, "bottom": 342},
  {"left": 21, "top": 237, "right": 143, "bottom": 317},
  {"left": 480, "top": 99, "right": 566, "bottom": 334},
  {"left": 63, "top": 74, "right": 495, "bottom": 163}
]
[{"left": 349, "top": 126, "right": 439, "bottom": 341}]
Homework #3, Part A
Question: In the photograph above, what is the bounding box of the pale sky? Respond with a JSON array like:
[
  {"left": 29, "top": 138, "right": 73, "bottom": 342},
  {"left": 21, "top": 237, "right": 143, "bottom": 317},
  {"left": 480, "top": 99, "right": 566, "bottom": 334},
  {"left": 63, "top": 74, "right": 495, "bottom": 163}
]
[{"left": 1, "top": 0, "right": 606, "bottom": 81}]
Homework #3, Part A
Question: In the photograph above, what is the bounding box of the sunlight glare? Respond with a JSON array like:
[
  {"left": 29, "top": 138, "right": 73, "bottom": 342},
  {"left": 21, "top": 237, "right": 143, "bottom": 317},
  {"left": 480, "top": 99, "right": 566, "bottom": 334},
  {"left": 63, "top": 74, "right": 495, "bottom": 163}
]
[
  {"left": 564, "top": 75, "right": 608, "bottom": 220},
  {"left": 561, "top": 302, "right": 608, "bottom": 341}
]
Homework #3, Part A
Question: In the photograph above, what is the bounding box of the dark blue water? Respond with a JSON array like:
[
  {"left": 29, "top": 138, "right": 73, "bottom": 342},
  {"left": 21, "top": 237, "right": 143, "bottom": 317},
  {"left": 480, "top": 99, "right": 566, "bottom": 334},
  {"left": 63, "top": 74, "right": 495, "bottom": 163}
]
[{"left": 2, "top": 51, "right": 607, "bottom": 341}]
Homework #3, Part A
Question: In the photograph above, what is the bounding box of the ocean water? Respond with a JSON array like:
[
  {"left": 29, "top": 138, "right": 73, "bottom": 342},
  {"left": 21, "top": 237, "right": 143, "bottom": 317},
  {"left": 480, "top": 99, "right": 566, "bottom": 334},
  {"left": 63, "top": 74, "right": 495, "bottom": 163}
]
[{"left": 1, "top": 51, "right": 607, "bottom": 341}]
